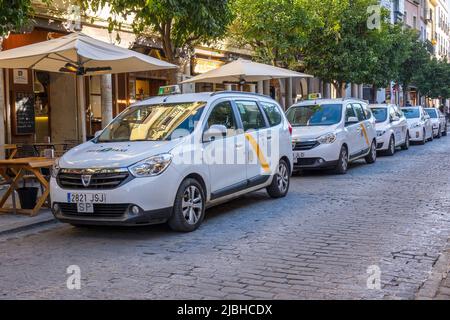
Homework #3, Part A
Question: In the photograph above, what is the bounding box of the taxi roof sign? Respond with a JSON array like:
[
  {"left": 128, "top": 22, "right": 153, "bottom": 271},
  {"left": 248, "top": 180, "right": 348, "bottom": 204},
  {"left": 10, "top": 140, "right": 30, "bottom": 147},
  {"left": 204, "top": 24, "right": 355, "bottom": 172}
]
[
  {"left": 307, "top": 93, "right": 322, "bottom": 100},
  {"left": 158, "top": 85, "right": 181, "bottom": 95}
]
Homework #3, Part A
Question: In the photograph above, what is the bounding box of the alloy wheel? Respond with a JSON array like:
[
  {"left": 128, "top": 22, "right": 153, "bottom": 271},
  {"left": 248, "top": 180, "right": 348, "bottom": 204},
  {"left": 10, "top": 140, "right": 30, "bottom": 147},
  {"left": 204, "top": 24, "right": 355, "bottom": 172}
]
[
  {"left": 181, "top": 185, "right": 203, "bottom": 225},
  {"left": 277, "top": 162, "right": 289, "bottom": 194}
]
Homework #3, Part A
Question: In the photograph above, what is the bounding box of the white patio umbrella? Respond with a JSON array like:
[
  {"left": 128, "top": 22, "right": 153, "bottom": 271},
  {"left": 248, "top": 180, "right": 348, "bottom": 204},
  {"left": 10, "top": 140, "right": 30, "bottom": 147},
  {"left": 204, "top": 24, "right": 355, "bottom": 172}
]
[
  {"left": 182, "top": 58, "right": 313, "bottom": 85},
  {"left": 0, "top": 32, "right": 177, "bottom": 141}
]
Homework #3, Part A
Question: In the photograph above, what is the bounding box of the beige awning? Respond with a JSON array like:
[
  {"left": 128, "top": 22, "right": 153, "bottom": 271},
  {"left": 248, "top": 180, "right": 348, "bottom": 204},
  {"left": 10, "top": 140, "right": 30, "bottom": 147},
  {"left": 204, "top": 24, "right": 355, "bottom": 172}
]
[
  {"left": 0, "top": 32, "right": 176, "bottom": 75},
  {"left": 183, "top": 58, "right": 313, "bottom": 84}
]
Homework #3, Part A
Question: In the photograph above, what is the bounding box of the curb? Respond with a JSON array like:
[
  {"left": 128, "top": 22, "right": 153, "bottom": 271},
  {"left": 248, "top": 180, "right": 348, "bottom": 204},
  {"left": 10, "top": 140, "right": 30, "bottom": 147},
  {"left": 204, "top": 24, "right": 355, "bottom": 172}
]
[
  {"left": 416, "top": 239, "right": 450, "bottom": 300},
  {"left": 0, "top": 213, "right": 57, "bottom": 236}
]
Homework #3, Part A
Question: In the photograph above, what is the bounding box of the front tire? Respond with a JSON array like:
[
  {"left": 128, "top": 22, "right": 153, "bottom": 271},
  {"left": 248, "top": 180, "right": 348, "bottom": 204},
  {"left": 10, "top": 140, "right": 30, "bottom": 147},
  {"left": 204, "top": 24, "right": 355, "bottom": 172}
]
[
  {"left": 443, "top": 124, "right": 447, "bottom": 136},
  {"left": 401, "top": 132, "right": 410, "bottom": 150},
  {"left": 168, "top": 178, "right": 205, "bottom": 232},
  {"left": 437, "top": 126, "right": 442, "bottom": 139},
  {"left": 365, "top": 140, "right": 377, "bottom": 164},
  {"left": 334, "top": 146, "right": 349, "bottom": 174},
  {"left": 267, "top": 159, "right": 290, "bottom": 198},
  {"left": 419, "top": 129, "right": 426, "bottom": 145},
  {"left": 385, "top": 136, "right": 395, "bottom": 156}
]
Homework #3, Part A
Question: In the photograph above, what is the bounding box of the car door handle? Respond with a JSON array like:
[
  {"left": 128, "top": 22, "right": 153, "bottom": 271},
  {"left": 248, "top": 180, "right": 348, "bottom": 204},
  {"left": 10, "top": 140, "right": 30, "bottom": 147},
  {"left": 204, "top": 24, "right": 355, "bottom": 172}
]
[
  {"left": 235, "top": 143, "right": 244, "bottom": 149},
  {"left": 267, "top": 135, "right": 272, "bottom": 140}
]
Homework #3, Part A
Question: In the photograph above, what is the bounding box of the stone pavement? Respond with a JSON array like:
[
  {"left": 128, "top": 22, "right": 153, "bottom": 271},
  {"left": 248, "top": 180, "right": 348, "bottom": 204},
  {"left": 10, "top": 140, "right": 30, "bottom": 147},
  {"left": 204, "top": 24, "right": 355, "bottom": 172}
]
[
  {"left": 0, "top": 209, "right": 55, "bottom": 236},
  {"left": 0, "top": 136, "right": 450, "bottom": 299}
]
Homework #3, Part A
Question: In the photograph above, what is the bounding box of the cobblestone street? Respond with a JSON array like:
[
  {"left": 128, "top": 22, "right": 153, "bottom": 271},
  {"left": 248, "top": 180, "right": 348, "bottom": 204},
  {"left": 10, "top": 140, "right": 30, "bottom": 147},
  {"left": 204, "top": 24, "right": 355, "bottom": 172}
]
[{"left": 1, "top": 137, "right": 450, "bottom": 300}]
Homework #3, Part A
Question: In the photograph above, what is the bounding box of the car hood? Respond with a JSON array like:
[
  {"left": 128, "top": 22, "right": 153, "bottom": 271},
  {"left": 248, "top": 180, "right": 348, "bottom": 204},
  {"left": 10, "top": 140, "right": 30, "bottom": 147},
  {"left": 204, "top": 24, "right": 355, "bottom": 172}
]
[
  {"left": 291, "top": 125, "right": 339, "bottom": 140},
  {"left": 59, "top": 139, "right": 182, "bottom": 169},
  {"left": 375, "top": 122, "right": 389, "bottom": 131},
  {"left": 406, "top": 118, "right": 421, "bottom": 127}
]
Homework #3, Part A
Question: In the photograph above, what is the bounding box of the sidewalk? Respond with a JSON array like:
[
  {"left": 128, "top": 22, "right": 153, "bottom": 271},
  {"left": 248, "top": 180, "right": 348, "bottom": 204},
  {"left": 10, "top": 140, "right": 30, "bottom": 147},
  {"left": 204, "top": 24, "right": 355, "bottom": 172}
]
[
  {"left": 0, "top": 209, "right": 55, "bottom": 236},
  {"left": 416, "top": 239, "right": 450, "bottom": 300}
]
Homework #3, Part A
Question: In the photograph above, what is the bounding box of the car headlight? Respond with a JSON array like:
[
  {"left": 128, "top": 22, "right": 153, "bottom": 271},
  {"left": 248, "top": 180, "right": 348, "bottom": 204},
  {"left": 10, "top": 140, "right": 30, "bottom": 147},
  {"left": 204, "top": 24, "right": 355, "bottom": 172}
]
[
  {"left": 129, "top": 154, "right": 173, "bottom": 178},
  {"left": 317, "top": 133, "right": 337, "bottom": 144},
  {"left": 51, "top": 158, "right": 60, "bottom": 178},
  {"left": 376, "top": 130, "right": 386, "bottom": 137}
]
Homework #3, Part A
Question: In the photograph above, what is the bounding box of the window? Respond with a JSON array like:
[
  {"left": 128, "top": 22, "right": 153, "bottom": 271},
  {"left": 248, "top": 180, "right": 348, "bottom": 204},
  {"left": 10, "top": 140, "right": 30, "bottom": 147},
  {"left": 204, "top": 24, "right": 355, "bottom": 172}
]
[
  {"left": 286, "top": 104, "right": 342, "bottom": 126},
  {"left": 352, "top": 104, "right": 366, "bottom": 121},
  {"left": 235, "top": 101, "right": 267, "bottom": 131},
  {"left": 345, "top": 105, "right": 357, "bottom": 122},
  {"left": 371, "top": 108, "right": 388, "bottom": 123},
  {"left": 98, "top": 102, "right": 206, "bottom": 142},
  {"left": 206, "top": 101, "right": 238, "bottom": 136},
  {"left": 260, "top": 102, "right": 282, "bottom": 127}
]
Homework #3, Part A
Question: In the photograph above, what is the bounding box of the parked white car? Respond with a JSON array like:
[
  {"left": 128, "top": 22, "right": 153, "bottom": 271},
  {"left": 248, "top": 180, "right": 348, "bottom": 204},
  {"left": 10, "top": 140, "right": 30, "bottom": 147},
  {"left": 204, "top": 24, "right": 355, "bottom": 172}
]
[
  {"left": 425, "top": 108, "right": 447, "bottom": 138},
  {"left": 369, "top": 104, "right": 409, "bottom": 155},
  {"left": 50, "top": 91, "right": 293, "bottom": 232},
  {"left": 286, "top": 98, "right": 377, "bottom": 174},
  {"left": 401, "top": 106, "right": 433, "bottom": 145}
]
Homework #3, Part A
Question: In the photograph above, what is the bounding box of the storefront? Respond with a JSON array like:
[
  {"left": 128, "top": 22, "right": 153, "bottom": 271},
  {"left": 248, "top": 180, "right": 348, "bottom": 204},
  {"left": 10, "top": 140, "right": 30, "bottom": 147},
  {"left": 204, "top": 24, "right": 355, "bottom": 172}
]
[{"left": 1, "top": 27, "right": 175, "bottom": 147}]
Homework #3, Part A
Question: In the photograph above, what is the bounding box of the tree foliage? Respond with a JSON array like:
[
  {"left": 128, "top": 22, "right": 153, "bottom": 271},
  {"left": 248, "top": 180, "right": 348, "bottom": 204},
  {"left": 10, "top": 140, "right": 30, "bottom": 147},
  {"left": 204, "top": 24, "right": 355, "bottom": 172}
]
[
  {"left": 85, "top": 0, "right": 233, "bottom": 65},
  {"left": 0, "top": 0, "right": 33, "bottom": 37}
]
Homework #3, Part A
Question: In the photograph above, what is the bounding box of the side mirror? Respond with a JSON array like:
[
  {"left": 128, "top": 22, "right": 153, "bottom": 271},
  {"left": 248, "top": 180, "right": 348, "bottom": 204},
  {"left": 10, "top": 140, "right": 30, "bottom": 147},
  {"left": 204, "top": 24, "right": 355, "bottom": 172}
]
[
  {"left": 391, "top": 116, "right": 400, "bottom": 122},
  {"left": 94, "top": 130, "right": 102, "bottom": 139},
  {"left": 203, "top": 124, "right": 227, "bottom": 142},
  {"left": 346, "top": 116, "right": 359, "bottom": 125}
]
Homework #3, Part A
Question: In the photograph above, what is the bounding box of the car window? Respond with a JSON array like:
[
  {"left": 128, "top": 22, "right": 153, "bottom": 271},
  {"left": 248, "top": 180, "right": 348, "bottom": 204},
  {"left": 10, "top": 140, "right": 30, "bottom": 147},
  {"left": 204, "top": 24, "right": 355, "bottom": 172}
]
[
  {"left": 371, "top": 108, "right": 387, "bottom": 123},
  {"left": 352, "top": 104, "right": 366, "bottom": 121},
  {"left": 286, "top": 104, "right": 342, "bottom": 126},
  {"left": 206, "top": 101, "right": 238, "bottom": 137},
  {"left": 389, "top": 107, "right": 396, "bottom": 120},
  {"left": 363, "top": 106, "right": 372, "bottom": 119},
  {"left": 235, "top": 100, "right": 267, "bottom": 131},
  {"left": 260, "top": 102, "right": 282, "bottom": 127},
  {"left": 402, "top": 108, "right": 420, "bottom": 119},
  {"left": 345, "top": 105, "right": 357, "bottom": 122}
]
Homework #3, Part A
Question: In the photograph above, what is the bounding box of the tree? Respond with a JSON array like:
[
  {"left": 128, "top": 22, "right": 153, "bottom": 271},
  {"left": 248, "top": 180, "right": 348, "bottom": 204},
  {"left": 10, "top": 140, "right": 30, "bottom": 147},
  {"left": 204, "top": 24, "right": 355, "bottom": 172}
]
[
  {"left": 301, "top": 0, "right": 385, "bottom": 97},
  {"left": 396, "top": 33, "right": 430, "bottom": 104},
  {"left": 229, "top": 0, "right": 309, "bottom": 70},
  {"left": 414, "top": 58, "right": 450, "bottom": 102},
  {"left": 85, "top": 0, "right": 233, "bottom": 73},
  {"left": 0, "top": 0, "right": 33, "bottom": 37}
]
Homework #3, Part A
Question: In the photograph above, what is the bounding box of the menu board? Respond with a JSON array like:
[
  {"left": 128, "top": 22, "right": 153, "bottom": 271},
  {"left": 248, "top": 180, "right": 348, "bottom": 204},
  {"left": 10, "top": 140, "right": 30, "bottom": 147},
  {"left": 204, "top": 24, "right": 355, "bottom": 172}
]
[{"left": 15, "top": 92, "right": 35, "bottom": 135}]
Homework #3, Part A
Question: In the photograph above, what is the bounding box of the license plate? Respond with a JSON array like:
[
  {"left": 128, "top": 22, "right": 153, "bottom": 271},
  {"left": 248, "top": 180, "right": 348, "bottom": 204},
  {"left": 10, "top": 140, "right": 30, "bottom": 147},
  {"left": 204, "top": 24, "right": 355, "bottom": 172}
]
[
  {"left": 77, "top": 203, "right": 94, "bottom": 213},
  {"left": 67, "top": 193, "right": 106, "bottom": 204}
]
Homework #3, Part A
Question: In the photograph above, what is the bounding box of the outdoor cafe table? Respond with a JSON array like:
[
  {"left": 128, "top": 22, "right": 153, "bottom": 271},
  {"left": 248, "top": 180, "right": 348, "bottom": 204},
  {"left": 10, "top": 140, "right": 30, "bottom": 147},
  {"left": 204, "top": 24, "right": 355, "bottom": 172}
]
[{"left": 0, "top": 157, "right": 55, "bottom": 216}]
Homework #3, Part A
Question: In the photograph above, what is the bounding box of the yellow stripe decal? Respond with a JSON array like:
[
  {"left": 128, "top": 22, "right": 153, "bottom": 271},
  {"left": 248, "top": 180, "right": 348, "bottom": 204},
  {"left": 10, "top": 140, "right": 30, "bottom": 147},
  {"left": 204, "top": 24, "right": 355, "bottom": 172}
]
[
  {"left": 245, "top": 133, "right": 270, "bottom": 173},
  {"left": 360, "top": 123, "right": 370, "bottom": 146}
]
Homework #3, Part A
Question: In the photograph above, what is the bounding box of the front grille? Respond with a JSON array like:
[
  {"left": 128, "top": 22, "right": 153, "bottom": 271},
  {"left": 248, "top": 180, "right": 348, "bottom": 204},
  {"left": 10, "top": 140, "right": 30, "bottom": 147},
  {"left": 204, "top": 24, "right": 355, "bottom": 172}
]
[
  {"left": 293, "top": 140, "right": 320, "bottom": 151},
  {"left": 297, "top": 158, "right": 320, "bottom": 166},
  {"left": 57, "top": 169, "right": 131, "bottom": 190},
  {"left": 58, "top": 203, "right": 129, "bottom": 217}
]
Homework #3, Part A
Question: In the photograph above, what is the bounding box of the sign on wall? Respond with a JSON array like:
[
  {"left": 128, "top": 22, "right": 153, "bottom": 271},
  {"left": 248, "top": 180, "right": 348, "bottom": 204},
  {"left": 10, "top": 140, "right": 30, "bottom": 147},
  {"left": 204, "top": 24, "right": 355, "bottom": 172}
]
[
  {"left": 15, "top": 92, "right": 35, "bottom": 135},
  {"left": 13, "top": 69, "right": 28, "bottom": 84}
]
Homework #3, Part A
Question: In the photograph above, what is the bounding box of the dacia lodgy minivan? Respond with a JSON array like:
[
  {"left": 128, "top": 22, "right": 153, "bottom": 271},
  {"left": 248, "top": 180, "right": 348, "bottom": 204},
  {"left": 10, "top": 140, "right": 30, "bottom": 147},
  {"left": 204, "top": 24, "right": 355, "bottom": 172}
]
[{"left": 50, "top": 90, "right": 293, "bottom": 232}]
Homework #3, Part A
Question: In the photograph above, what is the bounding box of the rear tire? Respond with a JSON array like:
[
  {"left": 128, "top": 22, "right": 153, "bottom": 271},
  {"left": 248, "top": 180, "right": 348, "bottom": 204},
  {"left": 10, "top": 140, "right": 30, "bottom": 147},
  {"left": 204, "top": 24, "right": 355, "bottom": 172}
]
[
  {"left": 168, "top": 178, "right": 205, "bottom": 232},
  {"left": 365, "top": 140, "right": 377, "bottom": 164},
  {"left": 267, "top": 159, "right": 290, "bottom": 198},
  {"left": 401, "top": 132, "right": 410, "bottom": 150},
  {"left": 419, "top": 129, "right": 426, "bottom": 145},
  {"left": 385, "top": 136, "right": 395, "bottom": 156},
  {"left": 334, "top": 146, "right": 349, "bottom": 174}
]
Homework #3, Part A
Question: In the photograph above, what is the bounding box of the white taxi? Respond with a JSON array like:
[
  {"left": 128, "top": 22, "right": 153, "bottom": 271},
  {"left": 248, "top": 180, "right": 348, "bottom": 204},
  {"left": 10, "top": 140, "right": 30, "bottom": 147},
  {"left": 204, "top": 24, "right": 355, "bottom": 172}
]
[
  {"left": 369, "top": 104, "right": 409, "bottom": 155},
  {"left": 50, "top": 90, "right": 293, "bottom": 232},
  {"left": 287, "top": 97, "right": 377, "bottom": 174},
  {"left": 425, "top": 108, "right": 447, "bottom": 138},
  {"left": 401, "top": 106, "right": 433, "bottom": 145}
]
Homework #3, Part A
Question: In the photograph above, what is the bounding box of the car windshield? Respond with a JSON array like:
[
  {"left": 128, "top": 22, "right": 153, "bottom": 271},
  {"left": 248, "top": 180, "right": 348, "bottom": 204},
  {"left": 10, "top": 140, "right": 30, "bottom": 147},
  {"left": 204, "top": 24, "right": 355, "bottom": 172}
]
[
  {"left": 371, "top": 108, "right": 388, "bottom": 123},
  {"left": 286, "top": 104, "right": 342, "bottom": 126},
  {"left": 402, "top": 108, "right": 420, "bottom": 119},
  {"left": 425, "top": 109, "right": 438, "bottom": 118},
  {"left": 97, "top": 102, "right": 206, "bottom": 142}
]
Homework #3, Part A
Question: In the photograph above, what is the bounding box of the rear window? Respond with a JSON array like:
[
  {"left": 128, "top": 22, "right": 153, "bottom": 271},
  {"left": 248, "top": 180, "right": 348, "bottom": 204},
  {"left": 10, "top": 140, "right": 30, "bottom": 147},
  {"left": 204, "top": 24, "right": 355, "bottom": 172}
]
[{"left": 261, "top": 102, "right": 282, "bottom": 127}]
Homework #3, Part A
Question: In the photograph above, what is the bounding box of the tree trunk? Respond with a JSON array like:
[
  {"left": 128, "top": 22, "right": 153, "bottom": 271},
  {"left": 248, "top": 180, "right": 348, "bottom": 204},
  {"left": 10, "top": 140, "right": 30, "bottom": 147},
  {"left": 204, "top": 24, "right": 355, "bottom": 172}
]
[
  {"left": 402, "top": 83, "right": 409, "bottom": 107},
  {"left": 371, "top": 84, "right": 378, "bottom": 104}
]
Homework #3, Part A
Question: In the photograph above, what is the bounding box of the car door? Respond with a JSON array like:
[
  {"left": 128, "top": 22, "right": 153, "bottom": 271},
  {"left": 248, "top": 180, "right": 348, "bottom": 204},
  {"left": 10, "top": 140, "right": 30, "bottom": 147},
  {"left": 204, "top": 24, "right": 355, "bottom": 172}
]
[
  {"left": 394, "top": 105, "right": 408, "bottom": 144},
  {"left": 352, "top": 103, "right": 371, "bottom": 154},
  {"left": 344, "top": 104, "right": 362, "bottom": 158},
  {"left": 203, "top": 100, "right": 247, "bottom": 199},
  {"left": 422, "top": 109, "right": 432, "bottom": 138},
  {"left": 234, "top": 100, "right": 272, "bottom": 186},
  {"left": 389, "top": 105, "right": 402, "bottom": 146}
]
